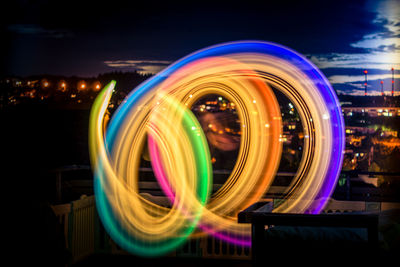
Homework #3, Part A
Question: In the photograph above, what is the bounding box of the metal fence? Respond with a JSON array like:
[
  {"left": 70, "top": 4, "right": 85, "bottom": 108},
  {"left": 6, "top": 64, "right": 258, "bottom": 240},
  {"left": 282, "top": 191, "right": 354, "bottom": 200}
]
[{"left": 49, "top": 165, "right": 400, "bottom": 263}]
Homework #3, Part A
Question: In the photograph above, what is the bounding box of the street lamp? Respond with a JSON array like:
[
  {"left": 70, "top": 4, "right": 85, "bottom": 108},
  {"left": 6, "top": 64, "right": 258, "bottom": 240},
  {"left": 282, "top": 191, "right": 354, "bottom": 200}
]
[
  {"left": 78, "top": 81, "right": 87, "bottom": 91},
  {"left": 59, "top": 81, "right": 67, "bottom": 92}
]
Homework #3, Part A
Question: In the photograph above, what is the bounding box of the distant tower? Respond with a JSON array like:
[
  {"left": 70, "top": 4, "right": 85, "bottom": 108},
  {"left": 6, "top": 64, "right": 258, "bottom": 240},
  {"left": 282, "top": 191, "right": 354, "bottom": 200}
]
[
  {"left": 364, "top": 70, "right": 368, "bottom": 96},
  {"left": 392, "top": 68, "right": 395, "bottom": 97},
  {"left": 380, "top": 80, "right": 384, "bottom": 96}
]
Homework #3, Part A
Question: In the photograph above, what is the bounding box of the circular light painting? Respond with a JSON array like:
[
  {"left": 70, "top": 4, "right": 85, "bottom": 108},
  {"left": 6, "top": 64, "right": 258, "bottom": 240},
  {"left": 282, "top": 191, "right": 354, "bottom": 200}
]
[{"left": 89, "top": 41, "right": 345, "bottom": 257}]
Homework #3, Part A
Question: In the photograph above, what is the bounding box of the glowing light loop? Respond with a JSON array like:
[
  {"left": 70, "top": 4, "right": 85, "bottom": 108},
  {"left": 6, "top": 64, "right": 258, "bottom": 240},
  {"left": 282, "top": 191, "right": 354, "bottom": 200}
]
[{"left": 89, "top": 41, "right": 345, "bottom": 256}]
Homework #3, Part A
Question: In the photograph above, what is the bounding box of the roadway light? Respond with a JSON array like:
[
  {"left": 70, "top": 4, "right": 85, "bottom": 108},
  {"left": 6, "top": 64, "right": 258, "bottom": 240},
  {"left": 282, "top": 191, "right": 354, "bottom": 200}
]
[
  {"left": 92, "top": 82, "right": 101, "bottom": 91},
  {"left": 78, "top": 81, "right": 86, "bottom": 91}
]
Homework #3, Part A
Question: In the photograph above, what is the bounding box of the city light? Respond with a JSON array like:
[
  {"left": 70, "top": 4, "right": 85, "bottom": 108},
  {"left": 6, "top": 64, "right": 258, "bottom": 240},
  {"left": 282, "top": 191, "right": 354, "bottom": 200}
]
[
  {"left": 59, "top": 81, "right": 67, "bottom": 92},
  {"left": 78, "top": 81, "right": 87, "bottom": 91},
  {"left": 93, "top": 82, "right": 102, "bottom": 91}
]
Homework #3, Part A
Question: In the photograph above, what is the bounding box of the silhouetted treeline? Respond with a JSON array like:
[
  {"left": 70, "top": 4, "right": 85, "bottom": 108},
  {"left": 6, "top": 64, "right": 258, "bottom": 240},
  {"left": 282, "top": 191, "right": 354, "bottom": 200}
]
[
  {"left": 1, "top": 71, "right": 153, "bottom": 109},
  {"left": 97, "top": 71, "right": 152, "bottom": 95},
  {"left": 338, "top": 94, "right": 400, "bottom": 107}
]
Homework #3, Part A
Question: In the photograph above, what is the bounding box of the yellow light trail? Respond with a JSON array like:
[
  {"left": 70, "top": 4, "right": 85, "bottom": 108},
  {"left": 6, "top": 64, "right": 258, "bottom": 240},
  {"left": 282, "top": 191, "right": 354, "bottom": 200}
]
[{"left": 89, "top": 41, "right": 345, "bottom": 256}]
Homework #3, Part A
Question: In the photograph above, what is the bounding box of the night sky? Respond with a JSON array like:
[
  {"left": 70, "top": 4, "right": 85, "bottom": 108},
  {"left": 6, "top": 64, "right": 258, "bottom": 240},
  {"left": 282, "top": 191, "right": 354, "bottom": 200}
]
[{"left": 3, "top": 0, "right": 400, "bottom": 95}]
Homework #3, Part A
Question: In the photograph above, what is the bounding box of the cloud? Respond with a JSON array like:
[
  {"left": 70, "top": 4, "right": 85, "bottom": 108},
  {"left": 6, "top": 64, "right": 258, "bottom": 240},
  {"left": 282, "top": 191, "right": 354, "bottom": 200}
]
[
  {"left": 352, "top": 1, "right": 400, "bottom": 49},
  {"left": 332, "top": 74, "right": 400, "bottom": 96},
  {"left": 309, "top": 52, "right": 400, "bottom": 71},
  {"left": 372, "top": 44, "right": 400, "bottom": 52},
  {"left": 307, "top": 0, "right": 399, "bottom": 96},
  {"left": 335, "top": 87, "right": 400, "bottom": 96},
  {"left": 103, "top": 60, "right": 172, "bottom": 74},
  {"left": 329, "top": 73, "right": 400, "bottom": 84},
  {"left": 319, "top": 67, "right": 395, "bottom": 77},
  {"left": 7, "top": 24, "right": 74, "bottom": 38}
]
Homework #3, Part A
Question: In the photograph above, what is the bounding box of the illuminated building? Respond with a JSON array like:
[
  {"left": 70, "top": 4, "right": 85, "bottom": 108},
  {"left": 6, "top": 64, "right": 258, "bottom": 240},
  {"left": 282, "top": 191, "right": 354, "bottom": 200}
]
[{"left": 342, "top": 107, "right": 400, "bottom": 117}]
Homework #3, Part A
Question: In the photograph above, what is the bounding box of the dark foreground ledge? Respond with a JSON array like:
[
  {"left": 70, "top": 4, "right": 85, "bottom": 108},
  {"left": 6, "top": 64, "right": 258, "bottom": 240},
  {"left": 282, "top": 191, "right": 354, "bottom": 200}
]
[
  {"left": 238, "top": 201, "right": 399, "bottom": 264},
  {"left": 72, "top": 253, "right": 252, "bottom": 267}
]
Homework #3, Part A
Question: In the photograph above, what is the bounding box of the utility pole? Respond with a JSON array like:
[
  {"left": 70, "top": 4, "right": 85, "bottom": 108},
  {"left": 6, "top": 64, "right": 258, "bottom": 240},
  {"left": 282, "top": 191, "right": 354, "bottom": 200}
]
[
  {"left": 392, "top": 68, "right": 395, "bottom": 97},
  {"left": 364, "top": 70, "right": 368, "bottom": 96}
]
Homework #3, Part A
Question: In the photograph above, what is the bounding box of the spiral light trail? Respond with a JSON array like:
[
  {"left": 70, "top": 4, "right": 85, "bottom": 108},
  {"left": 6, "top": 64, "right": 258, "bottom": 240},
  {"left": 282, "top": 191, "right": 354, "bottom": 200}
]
[{"left": 89, "top": 41, "right": 345, "bottom": 256}]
